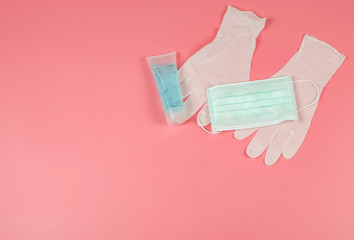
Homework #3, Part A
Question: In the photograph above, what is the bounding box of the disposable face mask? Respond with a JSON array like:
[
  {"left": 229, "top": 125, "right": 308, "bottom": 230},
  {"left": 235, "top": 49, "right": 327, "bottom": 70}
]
[{"left": 198, "top": 76, "right": 320, "bottom": 134}]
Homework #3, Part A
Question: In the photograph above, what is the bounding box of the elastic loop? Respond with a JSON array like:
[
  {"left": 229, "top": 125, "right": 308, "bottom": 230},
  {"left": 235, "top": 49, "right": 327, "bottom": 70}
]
[
  {"left": 294, "top": 79, "right": 320, "bottom": 111},
  {"left": 197, "top": 104, "right": 220, "bottom": 134}
]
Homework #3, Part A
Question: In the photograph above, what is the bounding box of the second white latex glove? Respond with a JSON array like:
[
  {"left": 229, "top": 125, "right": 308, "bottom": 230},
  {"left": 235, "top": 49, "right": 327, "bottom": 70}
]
[{"left": 234, "top": 35, "right": 346, "bottom": 165}]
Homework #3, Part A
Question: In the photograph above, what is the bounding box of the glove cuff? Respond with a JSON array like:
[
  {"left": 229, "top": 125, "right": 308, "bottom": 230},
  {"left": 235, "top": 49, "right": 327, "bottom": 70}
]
[
  {"left": 218, "top": 5, "right": 266, "bottom": 39},
  {"left": 297, "top": 34, "right": 346, "bottom": 89}
]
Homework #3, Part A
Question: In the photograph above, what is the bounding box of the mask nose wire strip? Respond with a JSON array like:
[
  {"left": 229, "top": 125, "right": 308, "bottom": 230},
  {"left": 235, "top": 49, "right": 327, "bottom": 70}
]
[
  {"left": 197, "top": 103, "right": 220, "bottom": 134},
  {"left": 294, "top": 80, "right": 321, "bottom": 111}
]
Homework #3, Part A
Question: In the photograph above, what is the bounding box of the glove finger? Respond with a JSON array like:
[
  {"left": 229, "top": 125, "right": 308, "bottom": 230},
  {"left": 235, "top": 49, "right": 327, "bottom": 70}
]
[
  {"left": 246, "top": 127, "right": 277, "bottom": 158},
  {"left": 282, "top": 127, "right": 308, "bottom": 159},
  {"left": 264, "top": 130, "right": 292, "bottom": 166},
  {"left": 177, "top": 66, "right": 188, "bottom": 84},
  {"left": 198, "top": 106, "right": 211, "bottom": 126},
  {"left": 233, "top": 128, "right": 258, "bottom": 140},
  {"left": 183, "top": 89, "right": 206, "bottom": 120},
  {"left": 179, "top": 77, "right": 198, "bottom": 99}
]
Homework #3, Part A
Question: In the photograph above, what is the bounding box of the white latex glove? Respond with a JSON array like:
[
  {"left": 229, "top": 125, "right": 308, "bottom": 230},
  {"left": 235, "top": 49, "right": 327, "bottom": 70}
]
[
  {"left": 178, "top": 5, "right": 266, "bottom": 122},
  {"left": 234, "top": 35, "right": 346, "bottom": 165}
]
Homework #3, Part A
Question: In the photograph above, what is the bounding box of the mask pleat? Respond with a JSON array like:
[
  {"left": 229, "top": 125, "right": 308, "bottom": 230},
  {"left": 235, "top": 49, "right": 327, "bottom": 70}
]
[{"left": 207, "top": 76, "right": 298, "bottom": 131}]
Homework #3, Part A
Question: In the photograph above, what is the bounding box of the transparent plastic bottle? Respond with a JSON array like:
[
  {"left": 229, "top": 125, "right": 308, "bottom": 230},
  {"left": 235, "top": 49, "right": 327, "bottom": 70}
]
[{"left": 146, "top": 52, "right": 185, "bottom": 125}]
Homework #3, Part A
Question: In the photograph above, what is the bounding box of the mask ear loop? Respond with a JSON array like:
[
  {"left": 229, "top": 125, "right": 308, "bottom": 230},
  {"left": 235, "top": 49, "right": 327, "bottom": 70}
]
[
  {"left": 294, "top": 80, "right": 321, "bottom": 111},
  {"left": 197, "top": 104, "right": 220, "bottom": 134}
]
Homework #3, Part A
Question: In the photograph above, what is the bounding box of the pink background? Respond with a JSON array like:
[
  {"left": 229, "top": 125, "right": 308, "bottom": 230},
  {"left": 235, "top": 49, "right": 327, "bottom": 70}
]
[{"left": 0, "top": 0, "right": 353, "bottom": 239}]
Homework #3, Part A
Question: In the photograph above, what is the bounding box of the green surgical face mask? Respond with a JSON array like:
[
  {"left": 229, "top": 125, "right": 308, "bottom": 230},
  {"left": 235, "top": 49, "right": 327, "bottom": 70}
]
[{"left": 198, "top": 76, "right": 320, "bottom": 134}]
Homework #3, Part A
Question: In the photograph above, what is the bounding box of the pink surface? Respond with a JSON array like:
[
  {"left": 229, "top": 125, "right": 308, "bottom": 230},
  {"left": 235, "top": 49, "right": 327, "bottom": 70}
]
[{"left": 0, "top": 0, "right": 353, "bottom": 239}]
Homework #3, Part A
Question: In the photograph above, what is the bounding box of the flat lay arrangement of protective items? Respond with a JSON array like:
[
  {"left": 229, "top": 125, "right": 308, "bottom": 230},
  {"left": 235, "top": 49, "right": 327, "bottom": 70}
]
[
  {"left": 200, "top": 76, "right": 300, "bottom": 134},
  {"left": 145, "top": 5, "right": 346, "bottom": 166},
  {"left": 178, "top": 5, "right": 266, "bottom": 121},
  {"left": 146, "top": 52, "right": 185, "bottom": 125},
  {"left": 233, "top": 35, "right": 346, "bottom": 166}
]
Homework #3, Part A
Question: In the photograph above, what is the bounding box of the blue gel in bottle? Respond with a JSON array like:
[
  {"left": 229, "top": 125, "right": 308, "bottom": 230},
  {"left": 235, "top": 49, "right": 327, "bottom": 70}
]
[{"left": 150, "top": 63, "right": 185, "bottom": 125}]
